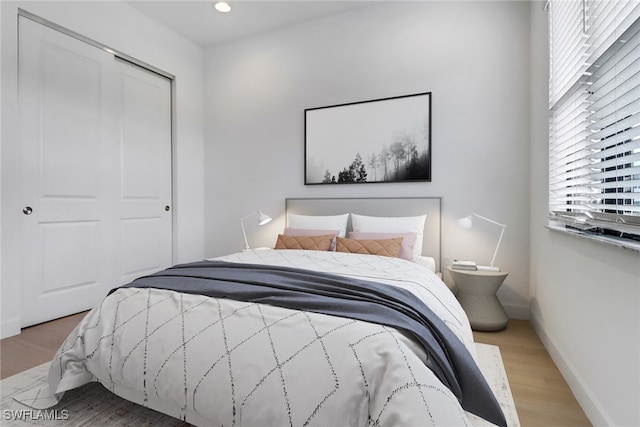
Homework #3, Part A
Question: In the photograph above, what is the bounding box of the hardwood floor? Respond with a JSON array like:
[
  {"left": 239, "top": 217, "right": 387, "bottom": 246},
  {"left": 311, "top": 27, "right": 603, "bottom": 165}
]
[
  {"left": 474, "top": 320, "right": 591, "bottom": 426},
  {"left": 1, "top": 315, "right": 591, "bottom": 426},
  {"left": 0, "top": 312, "right": 88, "bottom": 379}
]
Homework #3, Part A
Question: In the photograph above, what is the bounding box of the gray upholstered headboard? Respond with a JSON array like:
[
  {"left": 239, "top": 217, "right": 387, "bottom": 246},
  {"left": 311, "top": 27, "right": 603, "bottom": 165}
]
[{"left": 285, "top": 197, "right": 442, "bottom": 272}]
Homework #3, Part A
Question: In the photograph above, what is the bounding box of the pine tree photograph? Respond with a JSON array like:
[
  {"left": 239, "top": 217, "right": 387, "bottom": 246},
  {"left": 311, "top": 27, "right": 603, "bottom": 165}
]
[{"left": 305, "top": 93, "right": 431, "bottom": 185}]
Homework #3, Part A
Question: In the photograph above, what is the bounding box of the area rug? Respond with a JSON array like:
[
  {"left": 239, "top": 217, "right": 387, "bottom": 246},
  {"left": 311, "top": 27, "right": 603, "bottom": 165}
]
[{"left": 1, "top": 343, "right": 519, "bottom": 426}]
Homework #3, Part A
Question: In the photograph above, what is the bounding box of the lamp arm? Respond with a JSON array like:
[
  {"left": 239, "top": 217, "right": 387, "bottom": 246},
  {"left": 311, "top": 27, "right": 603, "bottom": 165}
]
[
  {"left": 472, "top": 212, "right": 506, "bottom": 228},
  {"left": 240, "top": 218, "right": 250, "bottom": 250},
  {"left": 240, "top": 211, "right": 257, "bottom": 251},
  {"left": 489, "top": 225, "right": 506, "bottom": 267}
]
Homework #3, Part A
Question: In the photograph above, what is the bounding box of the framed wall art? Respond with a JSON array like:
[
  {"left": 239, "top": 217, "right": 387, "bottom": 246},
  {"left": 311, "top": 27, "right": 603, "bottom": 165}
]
[{"left": 304, "top": 92, "right": 431, "bottom": 185}]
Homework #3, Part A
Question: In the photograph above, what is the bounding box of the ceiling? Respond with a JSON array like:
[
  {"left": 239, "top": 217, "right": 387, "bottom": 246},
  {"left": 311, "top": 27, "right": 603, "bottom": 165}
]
[{"left": 126, "top": 1, "right": 368, "bottom": 47}]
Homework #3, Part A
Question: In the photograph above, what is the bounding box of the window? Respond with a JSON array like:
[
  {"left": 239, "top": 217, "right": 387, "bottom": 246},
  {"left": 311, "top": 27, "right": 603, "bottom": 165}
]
[{"left": 548, "top": 0, "right": 640, "bottom": 246}]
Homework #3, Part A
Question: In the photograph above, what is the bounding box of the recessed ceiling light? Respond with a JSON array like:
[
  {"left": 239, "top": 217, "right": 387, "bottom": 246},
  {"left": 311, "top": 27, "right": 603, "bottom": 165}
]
[{"left": 214, "top": 1, "right": 231, "bottom": 13}]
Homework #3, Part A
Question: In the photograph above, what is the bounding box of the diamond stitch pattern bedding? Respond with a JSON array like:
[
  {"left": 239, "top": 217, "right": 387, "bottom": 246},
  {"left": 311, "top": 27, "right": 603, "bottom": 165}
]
[{"left": 18, "top": 249, "right": 505, "bottom": 427}]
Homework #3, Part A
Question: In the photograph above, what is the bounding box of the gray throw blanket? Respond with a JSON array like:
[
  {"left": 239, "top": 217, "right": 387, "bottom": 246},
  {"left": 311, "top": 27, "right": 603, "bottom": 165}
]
[{"left": 112, "top": 260, "right": 506, "bottom": 427}]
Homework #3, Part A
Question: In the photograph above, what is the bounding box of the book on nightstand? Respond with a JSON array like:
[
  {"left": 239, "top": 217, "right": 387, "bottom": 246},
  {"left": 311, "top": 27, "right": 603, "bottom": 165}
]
[{"left": 451, "top": 260, "right": 477, "bottom": 271}]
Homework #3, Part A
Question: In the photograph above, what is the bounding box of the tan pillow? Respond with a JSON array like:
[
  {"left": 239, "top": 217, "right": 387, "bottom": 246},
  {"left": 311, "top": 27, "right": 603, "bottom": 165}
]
[
  {"left": 335, "top": 237, "right": 403, "bottom": 258},
  {"left": 348, "top": 231, "right": 416, "bottom": 261},
  {"left": 283, "top": 228, "right": 340, "bottom": 251},
  {"left": 275, "top": 234, "right": 335, "bottom": 251}
]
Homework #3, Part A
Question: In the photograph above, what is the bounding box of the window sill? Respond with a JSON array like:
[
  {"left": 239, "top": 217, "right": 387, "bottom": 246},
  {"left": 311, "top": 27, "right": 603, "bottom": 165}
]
[{"left": 546, "top": 223, "right": 640, "bottom": 252}]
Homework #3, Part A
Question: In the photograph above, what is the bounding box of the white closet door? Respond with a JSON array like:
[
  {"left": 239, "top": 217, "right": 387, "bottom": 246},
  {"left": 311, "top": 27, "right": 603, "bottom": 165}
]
[
  {"left": 18, "top": 17, "right": 172, "bottom": 327},
  {"left": 19, "top": 17, "right": 117, "bottom": 326},
  {"left": 114, "top": 60, "right": 172, "bottom": 285}
]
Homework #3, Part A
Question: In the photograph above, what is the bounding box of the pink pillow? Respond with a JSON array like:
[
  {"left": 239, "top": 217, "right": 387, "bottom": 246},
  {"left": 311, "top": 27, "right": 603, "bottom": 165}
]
[
  {"left": 283, "top": 228, "right": 340, "bottom": 251},
  {"left": 347, "top": 231, "right": 417, "bottom": 261}
]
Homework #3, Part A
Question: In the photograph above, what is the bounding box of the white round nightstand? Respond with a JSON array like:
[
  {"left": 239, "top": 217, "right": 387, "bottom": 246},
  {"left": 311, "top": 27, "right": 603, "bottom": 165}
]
[{"left": 447, "top": 266, "right": 509, "bottom": 332}]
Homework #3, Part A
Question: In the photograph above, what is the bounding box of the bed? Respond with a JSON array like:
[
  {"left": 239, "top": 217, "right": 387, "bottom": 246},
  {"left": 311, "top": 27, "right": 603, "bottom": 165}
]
[{"left": 16, "top": 197, "right": 506, "bottom": 427}]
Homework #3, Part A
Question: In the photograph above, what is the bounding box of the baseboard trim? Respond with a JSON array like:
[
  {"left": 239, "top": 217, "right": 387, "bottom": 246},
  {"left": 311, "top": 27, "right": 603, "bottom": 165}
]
[
  {"left": 1, "top": 317, "right": 21, "bottom": 339},
  {"left": 530, "top": 311, "right": 612, "bottom": 426}
]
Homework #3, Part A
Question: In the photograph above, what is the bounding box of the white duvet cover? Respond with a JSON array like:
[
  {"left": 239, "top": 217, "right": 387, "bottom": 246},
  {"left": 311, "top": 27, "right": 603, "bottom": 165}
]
[{"left": 18, "top": 249, "right": 483, "bottom": 426}]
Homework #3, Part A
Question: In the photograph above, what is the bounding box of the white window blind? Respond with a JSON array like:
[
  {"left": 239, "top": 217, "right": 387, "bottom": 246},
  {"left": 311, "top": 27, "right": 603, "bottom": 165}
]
[{"left": 549, "top": 0, "right": 640, "bottom": 241}]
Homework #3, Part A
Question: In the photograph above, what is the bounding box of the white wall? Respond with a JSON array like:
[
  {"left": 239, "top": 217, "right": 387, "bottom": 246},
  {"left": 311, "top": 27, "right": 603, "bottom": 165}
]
[
  {"left": 203, "top": 1, "right": 531, "bottom": 319},
  {"left": 0, "top": 1, "right": 205, "bottom": 338},
  {"left": 528, "top": 2, "right": 640, "bottom": 426}
]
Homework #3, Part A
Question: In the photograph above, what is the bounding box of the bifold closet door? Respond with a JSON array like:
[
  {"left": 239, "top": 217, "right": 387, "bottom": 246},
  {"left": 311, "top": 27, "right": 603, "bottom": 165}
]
[{"left": 18, "top": 17, "right": 172, "bottom": 327}]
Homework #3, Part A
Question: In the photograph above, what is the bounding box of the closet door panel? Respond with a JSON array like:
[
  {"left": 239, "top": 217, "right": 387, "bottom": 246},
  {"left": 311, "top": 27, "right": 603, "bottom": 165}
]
[
  {"left": 120, "top": 217, "right": 166, "bottom": 277},
  {"left": 40, "top": 221, "right": 100, "bottom": 292},
  {"left": 119, "top": 69, "right": 167, "bottom": 198},
  {"left": 41, "top": 45, "right": 102, "bottom": 197}
]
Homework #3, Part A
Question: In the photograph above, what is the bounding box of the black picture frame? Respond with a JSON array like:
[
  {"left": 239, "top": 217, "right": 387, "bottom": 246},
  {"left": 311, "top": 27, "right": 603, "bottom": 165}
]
[{"left": 304, "top": 92, "right": 431, "bottom": 185}]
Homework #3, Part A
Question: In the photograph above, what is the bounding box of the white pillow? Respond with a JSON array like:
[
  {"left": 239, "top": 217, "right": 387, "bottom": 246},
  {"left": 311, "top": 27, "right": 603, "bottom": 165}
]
[
  {"left": 351, "top": 213, "right": 426, "bottom": 260},
  {"left": 287, "top": 213, "right": 349, "bottom": 237}
]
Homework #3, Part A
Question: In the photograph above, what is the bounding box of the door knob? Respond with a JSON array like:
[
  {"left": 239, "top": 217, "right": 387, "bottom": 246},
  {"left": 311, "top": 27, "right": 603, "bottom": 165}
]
[
  {"left": 165, "top": 206, "right": 170, "bottom": 211},
  {"left": 23, "top": 206, "right": 33, "bottom": 215}
]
